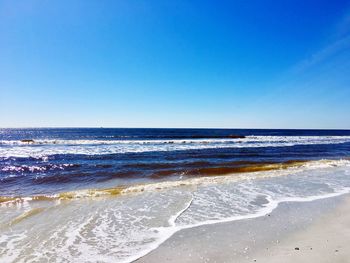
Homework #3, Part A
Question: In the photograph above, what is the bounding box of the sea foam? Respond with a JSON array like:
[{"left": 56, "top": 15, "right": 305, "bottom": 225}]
[
  {"left": 1, "top": 160, "right": 350, "bottom": 263},
  {"left": 1, "top": 135, "right": 350, "bottom": 158}
]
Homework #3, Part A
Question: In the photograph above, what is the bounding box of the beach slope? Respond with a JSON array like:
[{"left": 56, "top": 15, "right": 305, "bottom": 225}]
[{"left": 136, "top": 194, "right": 350, "bottom": 263}]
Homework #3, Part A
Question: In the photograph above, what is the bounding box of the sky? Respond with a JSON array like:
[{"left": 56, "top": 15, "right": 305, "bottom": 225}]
[{"left": 1, "top": 0, "right": 350, "bottom": 129}]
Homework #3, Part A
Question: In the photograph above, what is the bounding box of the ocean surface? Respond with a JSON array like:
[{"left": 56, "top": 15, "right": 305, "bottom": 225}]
[{"left": 1, "top": 128, "right": 350, "bottom": 262}]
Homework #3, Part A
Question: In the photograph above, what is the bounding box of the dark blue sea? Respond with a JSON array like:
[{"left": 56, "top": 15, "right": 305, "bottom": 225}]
[
  {"left": 1, "top": 128, "right": 350, "bottom": 262},
  {"left": 1, "top": 128, "right": 350, "bottom": 197}
]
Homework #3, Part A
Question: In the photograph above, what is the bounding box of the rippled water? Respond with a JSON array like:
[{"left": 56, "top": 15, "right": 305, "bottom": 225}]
[{"left": 1, "top": 128, "right": 350, "bottom": 262}]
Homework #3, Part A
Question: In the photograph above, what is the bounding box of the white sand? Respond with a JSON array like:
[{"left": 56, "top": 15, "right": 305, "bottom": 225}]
[
  {"left": 250, "top": 196, "right": 350, "bottom": 263},
  {"left": 136, "top": 194, "right": 350, "bottom": 263}
]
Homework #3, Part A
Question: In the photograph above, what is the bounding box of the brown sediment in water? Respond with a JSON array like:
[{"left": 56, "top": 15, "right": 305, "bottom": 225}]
[
  {"left": 31, "top": 195, "right": 58, "bottom": 201},
  {"left": 127, "top": 161, "right": 261, "bottom": 172},
  {"left": 221, "top": 160, "right": 271, "bottom": 166},
  {"left": 102, "top": 187, "right": 124, "bottom": 195},
  {"left": 9, "top": 207, "right": 45, "bottom": 226},
  {"left": 0, "top": 187, "right": 126, "bottom": 205},
  {"left": 186, "top": 160, "right": 308, "bottom": 176},
  {"left": 0, "top": 196, "right": 21, "bottom": 204},
  {"left": 149, "top": 160, "right": 308, "bottom": 178},
  {"left": 0, "top": 159, "right": 348, "bottom": 205},
  {"left": 57, "top": 186, "right": 125, "bottom": 199},
  {"left": 0, "top": 195, "right": 59, "bottom": 205}
]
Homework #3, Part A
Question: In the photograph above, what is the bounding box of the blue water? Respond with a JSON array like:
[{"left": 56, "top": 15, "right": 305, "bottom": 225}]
[
  {"left": 1, "top": 128, "right": 350, "bottom": 197},
  {"left": 2, "top": 128, "right": 350, "bottom": 263}
]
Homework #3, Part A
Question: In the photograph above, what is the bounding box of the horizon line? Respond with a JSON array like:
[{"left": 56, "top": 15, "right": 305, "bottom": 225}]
[{"left": 1, "top": 126, "right": 350, "bottom": 131}]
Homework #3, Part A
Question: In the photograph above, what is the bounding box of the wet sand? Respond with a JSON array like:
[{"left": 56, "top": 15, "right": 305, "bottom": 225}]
[{"left": 136, "top": 194, "right": 350, "bottom": 263}]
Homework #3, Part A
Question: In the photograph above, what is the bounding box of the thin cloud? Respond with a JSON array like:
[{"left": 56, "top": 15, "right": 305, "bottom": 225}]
[
  {"left": 292, "top": 8, "right": 350, "bottom": 73},
  {"left": 293, "top": 34, "right": 350, "bottom": 73}
]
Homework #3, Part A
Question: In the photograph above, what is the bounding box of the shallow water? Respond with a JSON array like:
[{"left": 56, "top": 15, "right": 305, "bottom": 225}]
[{"left": 1, "top": 128, "right": 350, "bottom": 262}]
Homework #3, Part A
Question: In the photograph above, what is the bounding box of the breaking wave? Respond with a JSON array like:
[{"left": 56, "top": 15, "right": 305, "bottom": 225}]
[
  {"left": 1, "top": 158, "right": 349, "bottom": 205},
  {"left": 1, "top": 158, "right": 350, "bottom": 263},
  {"left": 1, "top": 136, "right": 350, "bottom": 158}
]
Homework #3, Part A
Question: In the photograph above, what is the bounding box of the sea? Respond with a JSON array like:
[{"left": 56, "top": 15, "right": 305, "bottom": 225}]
[{"left": 1, "top": 128, "right": 350, "bottom": 262}]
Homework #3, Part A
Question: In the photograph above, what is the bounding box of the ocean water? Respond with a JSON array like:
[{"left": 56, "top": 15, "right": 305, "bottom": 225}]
[{"left": 1, "top": 128, "right": 350, "bottom": 262}]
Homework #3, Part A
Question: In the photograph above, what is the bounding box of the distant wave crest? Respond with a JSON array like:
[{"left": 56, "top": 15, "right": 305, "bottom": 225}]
[{"left": 1, "top": 136, "right": 350, "bottom": 158}]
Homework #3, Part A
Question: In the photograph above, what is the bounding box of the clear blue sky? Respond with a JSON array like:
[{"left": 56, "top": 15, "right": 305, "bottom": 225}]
[{"left": 1, "top": 0, "right": 350, "bottom": 128}]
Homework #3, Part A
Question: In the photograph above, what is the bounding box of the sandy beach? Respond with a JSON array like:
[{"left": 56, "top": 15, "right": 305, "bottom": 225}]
[{"left": 136, "top": 194, "right": 350, "bottom": 263}]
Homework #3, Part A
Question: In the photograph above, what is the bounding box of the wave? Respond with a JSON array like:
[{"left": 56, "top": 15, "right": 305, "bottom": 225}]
[
  {"left": 1, "top": 158, "right": 349, "bottom": 206},
  {"left": 1, "top": 136, "right": 350, "bottom": 158},
  {"left": 1, "top": 164, "right": 79, "bottom": 173},
  {"left": 1, "top": 135, "right": 350, "bottom": 146},
  {"left": 2, "top": 158, "right": 350, "bottom": 263}
]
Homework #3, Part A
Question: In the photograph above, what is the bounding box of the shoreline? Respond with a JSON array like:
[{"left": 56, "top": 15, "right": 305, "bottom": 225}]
[
  {"left": 2, "top": 158, "right": 349, "bottom": 205},
  {"left": 136, "top": 193, "right": 350, "bottom": 263}
]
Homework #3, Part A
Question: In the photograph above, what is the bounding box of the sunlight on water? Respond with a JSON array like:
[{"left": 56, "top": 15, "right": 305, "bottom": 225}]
[
  {"left": 1, "top": 161, "right": 350, "bottom": 263},
  {"left": 1, "top": 129, "right": 350, "bottom": 262}
]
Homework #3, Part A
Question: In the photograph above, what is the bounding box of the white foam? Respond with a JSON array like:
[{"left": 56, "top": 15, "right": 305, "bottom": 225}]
[
  {"left": 180, "top": 188, "right": 350, "bottom": 230},
  {"left": 124, "top": 186, "right": 350, "bottom": 263},
  {"left": 2, "top": 161, "right": 350, "bottom": 263},
  {"left": 119, "top": 187, "right": 350, "bottom": 263},
  {"left": 1, "top": 136, "right": 350, "bottom": 158}
]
